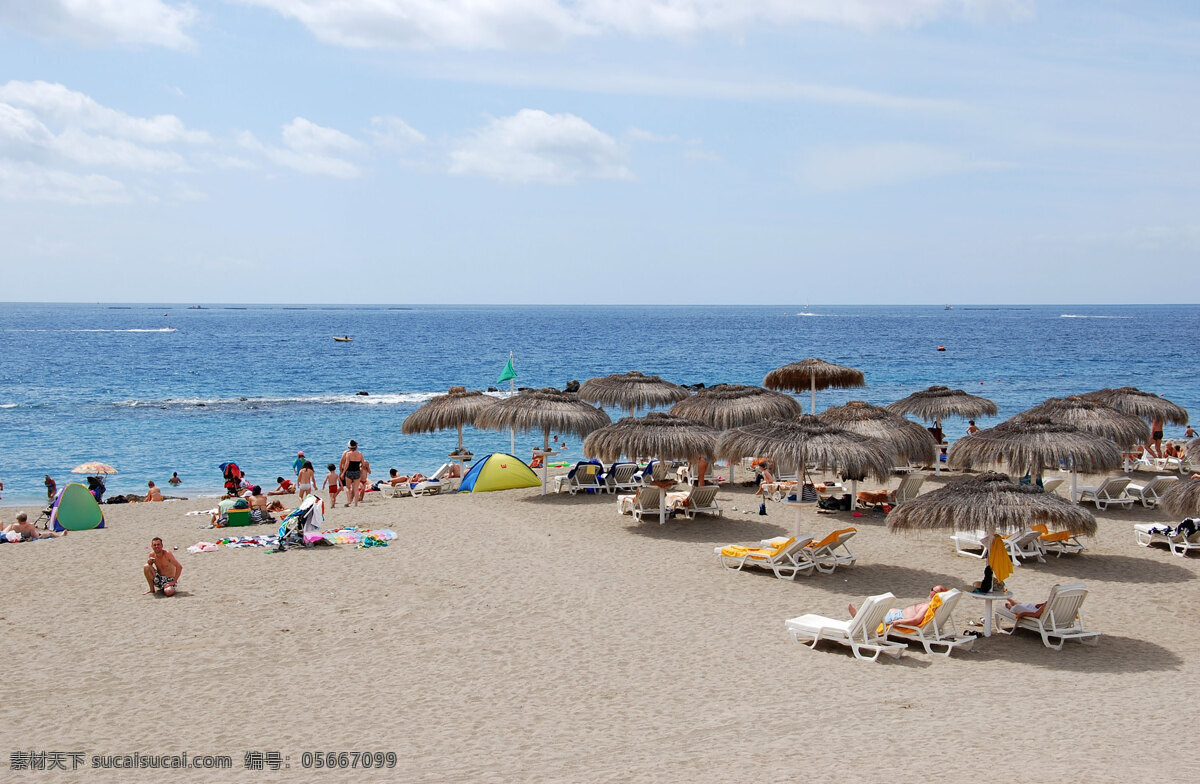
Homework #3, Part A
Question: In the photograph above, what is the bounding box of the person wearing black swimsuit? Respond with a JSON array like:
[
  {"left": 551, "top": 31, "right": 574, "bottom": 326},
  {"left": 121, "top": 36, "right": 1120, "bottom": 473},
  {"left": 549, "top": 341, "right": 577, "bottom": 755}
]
[{"left": 340, "top": 440, "right": 365, "bottom": 508}]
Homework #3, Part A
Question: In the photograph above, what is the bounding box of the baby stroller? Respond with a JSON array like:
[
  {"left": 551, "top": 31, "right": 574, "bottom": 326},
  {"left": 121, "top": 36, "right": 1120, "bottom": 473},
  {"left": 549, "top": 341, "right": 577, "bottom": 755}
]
[
  {"left": 275, "top": 495, "right": 325, "bottom": 551},
  {"left": 220, "top": 462, "right": 242, "bottom": 495}
]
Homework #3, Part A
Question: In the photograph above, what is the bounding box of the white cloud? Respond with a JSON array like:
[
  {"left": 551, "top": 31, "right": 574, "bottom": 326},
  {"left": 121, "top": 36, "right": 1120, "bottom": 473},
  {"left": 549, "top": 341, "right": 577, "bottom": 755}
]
[
  {"left": 0, "top": 81, "right": 211, "bottom": 144},
  {"left": 0, "top": 0, "right": 197, "bottom": 49},
  {"left": 0, "top": 159, "right": 128, "bottom": 204},
  {"left": 367, "top": 115, "right": 427, "bottom": 152},
  {"left": 240, "top": 0, "right": 1033, "bottom": 49},
  {"left": 238, "top": 119, "right": 364, "bottom": 178},
  {"left": 794, "top": 142, "right": 1007, "bottom": 192},
  {"left": 449, "top": 109, "right": 631, "bottom": 184}
]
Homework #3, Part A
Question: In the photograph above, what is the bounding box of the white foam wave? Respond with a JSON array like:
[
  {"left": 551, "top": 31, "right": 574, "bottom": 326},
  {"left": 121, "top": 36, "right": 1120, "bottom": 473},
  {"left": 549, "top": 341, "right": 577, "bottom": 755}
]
[
  {"left": 113, "top": 392, "right": 440, "bottom": 408},
  {"left": 794, "top": 312, "right": 825, "bottom": 317},
  {"left": 73, "top": 327, "right": 178, "bottom": 333},
  {"left": 0, "top": 403, "right": 17, "bottom": 409},
  {"left": 1060, "top": 314, "right": 1131, "bottom": 320}
]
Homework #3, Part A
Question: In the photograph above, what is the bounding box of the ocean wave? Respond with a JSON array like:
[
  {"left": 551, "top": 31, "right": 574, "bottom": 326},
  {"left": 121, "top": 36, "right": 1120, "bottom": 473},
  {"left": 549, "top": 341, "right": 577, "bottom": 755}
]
[
  {"left": 793, "top": 312, "right": 826, "bottom": 317},
  {"left": 112, "top": 392, "right": 443, "bottom": 409},
  {"left": 1060, "top": 314, "right": 1131, "bottom": 320},
  {"left": 2, "top": 327, "right": 178, "bottom": 333},
  {"left": 0, "top": 403, "right": 16, "bottom": 409}
]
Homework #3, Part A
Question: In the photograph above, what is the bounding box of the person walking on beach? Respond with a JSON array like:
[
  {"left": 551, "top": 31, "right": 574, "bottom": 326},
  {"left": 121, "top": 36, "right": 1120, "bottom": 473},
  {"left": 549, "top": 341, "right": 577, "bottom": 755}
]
[
  {"left": 322, "top": 464, "right": 341, "bottom": 508},
  {"left": 292, "top": 451, "right": 306, "bottom": 476},
  {"left": 340, "top": 440, "right": 365, "bottom": 508},
  {"left": 44, "top": 474, "right": 56, "bottom": 502},
  {"left": 143, "top": 537, "right": 182, "bottom": 596},
  {"left": 296, "top": 461, "right": 316, "bottom": 502}
]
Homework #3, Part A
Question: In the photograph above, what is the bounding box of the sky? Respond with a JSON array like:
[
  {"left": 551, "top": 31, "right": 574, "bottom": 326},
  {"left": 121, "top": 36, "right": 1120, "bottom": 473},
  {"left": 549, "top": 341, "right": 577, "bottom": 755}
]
[{"left": 0, "top": 0, "right": 1197, "bottom": 305}]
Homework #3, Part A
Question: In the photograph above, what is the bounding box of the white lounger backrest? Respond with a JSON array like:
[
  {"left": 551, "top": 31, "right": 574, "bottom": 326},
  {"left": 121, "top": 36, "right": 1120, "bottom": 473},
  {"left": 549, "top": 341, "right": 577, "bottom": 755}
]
[
  {"left": 687, "top": 485, "right": 719, "bottom": 509},
  {"left": 847, "top": 593, "right": 896, "bottom": 643},
  {"left": 636, "top": 485, "right": 663, "bottom": 511},
  {"left": 894, "top": 474, "right": 924, "bottom": 503},
  {"left": 607, "top": 463, "right": 637, "bottom": 486},
  {"left": 1041, "top": 477, "right": 1064, "bottom": 494},
  {"left": 1042, "top": 583, "right": 1088, "bottom": 630},
  {"left": 930, "top": 589, "right": 962, "bottom": 635},
  {"left": 1098, "top": 477, "right": 1131, "bottom": 499}
]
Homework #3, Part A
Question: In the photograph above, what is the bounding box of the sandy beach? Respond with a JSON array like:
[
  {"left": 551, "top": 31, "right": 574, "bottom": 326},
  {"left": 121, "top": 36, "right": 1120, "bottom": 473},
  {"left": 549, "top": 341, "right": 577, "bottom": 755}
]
[{"left": 3, "top": 468, "right": 1198, "bottom": 783}]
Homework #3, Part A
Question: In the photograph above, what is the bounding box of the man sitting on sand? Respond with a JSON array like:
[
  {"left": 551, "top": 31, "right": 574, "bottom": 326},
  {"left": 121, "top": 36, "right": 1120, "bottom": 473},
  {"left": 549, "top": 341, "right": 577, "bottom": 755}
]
[
  {"left": 850, "top": 585, "right": 949, "bottom": 626},
  {"left": 268, "top": 477, "right": 295, "bottom": 496},
  {"left": 145, "top": 480, "right": 163, "bottom": 502},
  {"left": 3, "top": 512, "right": 66, "bottom": 541},
  {"left": 143, "top": 537, "right": 182, "bottom": 596}
]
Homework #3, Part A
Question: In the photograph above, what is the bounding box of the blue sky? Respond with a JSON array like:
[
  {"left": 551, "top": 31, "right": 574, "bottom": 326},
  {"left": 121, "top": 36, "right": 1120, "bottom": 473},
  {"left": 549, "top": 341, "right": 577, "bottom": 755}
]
[{"left": 1, "top": 1, "right": 1197, "bottom": 304}]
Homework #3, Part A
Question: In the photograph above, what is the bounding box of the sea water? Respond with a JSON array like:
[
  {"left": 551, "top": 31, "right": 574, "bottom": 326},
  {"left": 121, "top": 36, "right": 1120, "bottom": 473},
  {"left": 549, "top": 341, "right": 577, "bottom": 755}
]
[{"left": 0, "top": 303, "right": 1196, "bottom": 504}]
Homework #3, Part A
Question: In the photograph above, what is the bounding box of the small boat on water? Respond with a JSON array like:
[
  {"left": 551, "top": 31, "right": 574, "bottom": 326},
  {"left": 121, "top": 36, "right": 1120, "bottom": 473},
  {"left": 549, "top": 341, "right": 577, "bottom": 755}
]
[
  {"left": 334, "top": 336, "right": 354, "bottom": 342},
  {"left": 944, "top": 304, "right": 953, "bottom": 310}
]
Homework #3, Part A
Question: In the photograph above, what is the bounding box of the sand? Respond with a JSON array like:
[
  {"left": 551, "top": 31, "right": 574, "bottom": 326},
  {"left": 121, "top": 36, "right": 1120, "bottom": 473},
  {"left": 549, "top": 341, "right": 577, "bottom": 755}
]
[{"left": 3, "top": 468, "right": 1198, "bottom": 783}]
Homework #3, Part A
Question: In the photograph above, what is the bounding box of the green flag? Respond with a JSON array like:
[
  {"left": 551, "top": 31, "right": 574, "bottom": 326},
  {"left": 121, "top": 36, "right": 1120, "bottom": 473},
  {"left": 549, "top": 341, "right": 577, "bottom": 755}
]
[{"left": 497, "top": 353, "right": 517, "bottom": 384}]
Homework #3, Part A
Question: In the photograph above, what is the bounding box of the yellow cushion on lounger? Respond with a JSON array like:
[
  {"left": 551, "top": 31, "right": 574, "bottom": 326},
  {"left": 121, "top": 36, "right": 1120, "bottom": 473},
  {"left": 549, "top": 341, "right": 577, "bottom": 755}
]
[
  {"left": 808, "top": 528, "right": 855, "bottom": 551},
  {"left": 721, "top": 537, "right": 794, "bottom": 559}
]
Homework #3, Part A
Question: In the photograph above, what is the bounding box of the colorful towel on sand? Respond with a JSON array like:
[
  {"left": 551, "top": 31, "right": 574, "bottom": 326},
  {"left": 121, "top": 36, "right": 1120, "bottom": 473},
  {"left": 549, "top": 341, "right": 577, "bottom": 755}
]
[{"left": 188, "top": 528, "right": 396, "bottom": 552}]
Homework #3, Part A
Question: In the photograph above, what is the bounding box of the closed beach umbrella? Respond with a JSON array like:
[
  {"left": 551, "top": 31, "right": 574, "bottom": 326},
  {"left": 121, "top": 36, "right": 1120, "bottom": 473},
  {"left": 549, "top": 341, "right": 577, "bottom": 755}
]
[
  {"left": 584, "top": 412, "right": 719, "bottom": 524},
  {"left": 1081, "top": 387, "right": 1189, "bottom": 426},
  {"left": 887, "top": 385, "right": 998, "bottom": 474},
  {"left": 819, "top": 401, "right": 938, "bottom": 466},
  {"left": 670, "top": 384, "right": 803, "bottom": 482},
  {"left": 72, "top": 462, "right": 118, "bottom": 475},
  {"left": 948, "top": 416, "right": 1121, "bottom": 488},
  {"left": 578, "top": 371, "right": 690, "bottom": 413},
  {"left": 402, "top": 386, "right": 498, "bottom": 473},
  {"left": 475, "top": 388, "right": 612, "bottom": 494},
  {"left": 1161, "top": 477, "right": 1200, "bottom": 519},
  {"left": 718, "top": 415, "right": 892, "bottom": 535},
  {"left": 1011, "top": 396, "right": 1150, "bottom": 500},
  {"left": 763, "top": 358, "right": 865, "bottom": 414}
]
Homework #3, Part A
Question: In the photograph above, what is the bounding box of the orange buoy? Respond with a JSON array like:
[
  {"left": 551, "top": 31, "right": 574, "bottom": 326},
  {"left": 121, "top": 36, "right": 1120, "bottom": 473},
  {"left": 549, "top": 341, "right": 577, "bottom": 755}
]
[{"left": 937, "top": 345, "right": 946, "bottom": 351}]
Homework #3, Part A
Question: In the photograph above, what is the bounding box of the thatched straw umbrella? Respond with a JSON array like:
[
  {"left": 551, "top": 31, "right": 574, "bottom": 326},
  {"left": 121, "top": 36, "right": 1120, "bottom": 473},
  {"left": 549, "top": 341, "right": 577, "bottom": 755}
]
[
  {"left": 669, "top": 384, "right": 803, "bottom": 482},
  {"left": 763, "top": 358, "right": 865, "bottom": 414},
  {"left": 1080, "top": 387, "right": 1189, "bottom": 425},
  {"left": 1011, "top": 396, "right": 1150, "bottom": 500},
  {"left": 718, "top": 415, "right": 892, "bottom": 535},
  {"left": 886, "top": 385, "right": 998, "bottom": 474},
  {"left": 584, "top": 412, "right": 718, "bottom": 523},
  {"left": 888, "top": 472, "right": 1097, "bottom": 536},
  {"left": 475, "top": 388, "right": 612, "bottom": 495},
  {"left": 948, "top": 416, "right": 1121, "bottom": 490},
  {"left": 402, "top": 386, "right": 497, "bottom": 475},
  {"left": 819, "top": 401, "right": 938, "bottom": 466},
  {"left": 1161, "top": 477, "right": 1200, "bottom": 519},
  {"left": 578, "top": 371, "right": 690, "bottom": 413}
]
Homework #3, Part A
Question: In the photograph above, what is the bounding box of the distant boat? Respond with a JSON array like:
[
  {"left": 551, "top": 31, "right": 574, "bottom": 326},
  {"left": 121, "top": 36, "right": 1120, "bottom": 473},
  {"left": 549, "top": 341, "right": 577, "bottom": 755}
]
[
  {"left": 334, "top": 336, "right": 353, "bottom": 342},
  {"left": 944, "top": 305, "right": 953, "bottom": 310},
  {"left": 188, "top": 305, "right": 205, "bottom": 309}
]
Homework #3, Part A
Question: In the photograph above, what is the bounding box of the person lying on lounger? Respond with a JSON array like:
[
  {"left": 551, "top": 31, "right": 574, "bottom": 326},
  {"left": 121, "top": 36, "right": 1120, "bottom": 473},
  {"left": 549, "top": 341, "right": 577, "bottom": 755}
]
[
  {"left": 849, "top": 585, "right": 949, "bottom": 626},
  {"left": 1004, "top": 594, "right": 1049, "bottom": 619}
]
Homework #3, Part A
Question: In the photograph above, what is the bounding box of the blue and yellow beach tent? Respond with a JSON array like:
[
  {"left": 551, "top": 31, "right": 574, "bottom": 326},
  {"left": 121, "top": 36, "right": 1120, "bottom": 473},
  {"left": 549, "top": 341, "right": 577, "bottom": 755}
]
[
  {"left": 50, "top": 482, "right": 106, "bottom": 531},
  {"left": 458, "top": 453, "right": 541, "bottom": 493}
]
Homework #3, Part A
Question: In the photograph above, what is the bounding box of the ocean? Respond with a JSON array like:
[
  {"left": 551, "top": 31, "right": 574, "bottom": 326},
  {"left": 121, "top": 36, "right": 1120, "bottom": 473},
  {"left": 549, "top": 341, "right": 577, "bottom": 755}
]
[{"left": 1, "top": 303, "right": 1196, "bottom": 505}]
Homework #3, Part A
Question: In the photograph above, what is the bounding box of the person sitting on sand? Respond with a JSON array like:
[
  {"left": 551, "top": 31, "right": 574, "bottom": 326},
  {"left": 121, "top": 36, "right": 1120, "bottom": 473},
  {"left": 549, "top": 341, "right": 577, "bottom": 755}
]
[
  {"left": 247, "top": 486, "right": 274, "bottom": 524},
  {"left": 4, "top": 512, "right": 66, "bottom": 541},
  {"left": 168, "top": 472, "right": 181, "bottom": 486},
  {"left": 145, "top": 481, "right": 163, "bottom": 502},
  {"left": 850, "top": 585, "right": 949, "bottom": 626},
  {"left": 210, "top": 494, "right": 248, "bottom": 526},
  {"left": 143, "top": 537, "right": 182, "bottom": 596},
  {"left": 268, "top": 477, "right": 295, "bottom": 496}
]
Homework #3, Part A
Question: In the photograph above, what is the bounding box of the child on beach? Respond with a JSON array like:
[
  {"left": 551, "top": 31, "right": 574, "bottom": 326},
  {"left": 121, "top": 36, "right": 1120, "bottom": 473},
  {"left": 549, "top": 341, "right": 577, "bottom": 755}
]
[
  {"left": 296, "top": 461, "right": 316, "bottom": 501},
  {"left": 322, "top": 464, "right": 341, "bottom": 508}
]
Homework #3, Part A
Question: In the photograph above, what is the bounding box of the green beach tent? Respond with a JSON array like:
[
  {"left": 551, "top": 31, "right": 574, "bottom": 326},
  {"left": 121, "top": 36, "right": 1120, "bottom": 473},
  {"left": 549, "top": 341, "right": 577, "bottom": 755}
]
[
  {"left": 50, "top": 482, "right": 106, "bottom": 531},
  {"left": 458, "top": 453, "right": 541, "bottom": 493}
]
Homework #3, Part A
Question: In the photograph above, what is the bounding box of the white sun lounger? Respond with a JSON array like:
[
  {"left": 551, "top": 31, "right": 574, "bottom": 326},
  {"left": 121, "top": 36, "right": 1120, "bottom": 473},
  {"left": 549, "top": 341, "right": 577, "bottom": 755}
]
[
  {"left": 714, "top": 536, "right": 815, "bottom": 580},
  {"left": 951, "top": 528, "right": 1045, "bottom": 564},
  {"left": 993, "top": 583, "right": 1100, "bottom": 650},
  {"left": 677, "top": 485, "right": 721, "bottom": 519},
  {"left": 785, "top": 593, "right": 906, "bottom": 662},
  {"left": 1076, "top": 476, "right": 1136, "bottom": 511},
  {"left": 1134, "top": 521, "right": 1200, "bottom": 557},
  {"left": 885, "top": 589, "right": 975, "bottom": 656},
  {"left": 1125, "top": 475, "right": 1179, "bottom": 508}
]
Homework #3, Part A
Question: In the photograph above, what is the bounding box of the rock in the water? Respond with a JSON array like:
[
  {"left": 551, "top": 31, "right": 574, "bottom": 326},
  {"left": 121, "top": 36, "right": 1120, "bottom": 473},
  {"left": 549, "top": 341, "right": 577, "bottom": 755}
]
[
  {"left": 356, "top": 391, "right": 369, "bottom": 396},
  {"left": 564, "top": 380, "right": 580, "bottom": 393}
]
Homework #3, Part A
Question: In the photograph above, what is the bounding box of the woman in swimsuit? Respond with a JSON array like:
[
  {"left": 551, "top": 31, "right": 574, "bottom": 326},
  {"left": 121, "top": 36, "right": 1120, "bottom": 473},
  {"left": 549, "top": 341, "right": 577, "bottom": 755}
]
[
  {"left": 340, "top": 440, "right": 365, "bottom": 508},
  {"left": 322, "top": 463, "right": 341, "bottom": 508},
  {"left": 296, "top": 461, "right": 316, "bottom": 501}
]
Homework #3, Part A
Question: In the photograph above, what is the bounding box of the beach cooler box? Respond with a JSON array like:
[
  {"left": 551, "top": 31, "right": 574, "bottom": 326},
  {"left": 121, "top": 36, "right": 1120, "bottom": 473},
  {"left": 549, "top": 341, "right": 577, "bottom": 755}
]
[{"left": 225, "top": 508, "right": 252, "bottom": 527}]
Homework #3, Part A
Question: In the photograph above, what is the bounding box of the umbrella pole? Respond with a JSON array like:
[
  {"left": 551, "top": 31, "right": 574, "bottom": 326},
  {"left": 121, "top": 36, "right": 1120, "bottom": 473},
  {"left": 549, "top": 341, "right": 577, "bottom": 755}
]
[
  {"left": 934, "top": 417, "right": 942, "bottom": 475},
  {"left": 849, "top": 479, "right": 858, "bottom": 511},
  {"left": 810, "top": 376, "right": 816, "bottom": 415},
  {"left": 1070, "top": 457, "right": 1078, "bottom": 503},
  {"left": 509, "top": 377, "right": 516, "bottom": 454},
  {"left": 541, "top": 426, "right": 551, "bottom": 495}
]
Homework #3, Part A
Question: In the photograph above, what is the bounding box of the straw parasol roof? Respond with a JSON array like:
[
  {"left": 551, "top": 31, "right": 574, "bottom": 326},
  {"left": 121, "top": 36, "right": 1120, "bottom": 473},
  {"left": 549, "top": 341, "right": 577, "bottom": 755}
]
[
  {"left": 716, "top": 414, "right": 892, "bottom": 481},
  {"left": 402, "top": 387, "right": 497, "bottom": 449},
  {"left": 1011, "top": 395, "right": 1149, "bottom": 448},
  {"left": 1080, "top": 387, "right": 1189, "bottom": 425},
  {"left": 818, "top": 401, "right": 937, "bottom": 465},
  {"left": 1161, "top": 477, "right": 1200, "bottom": 519},
  {"left": 886, "top": 385, "right": 998, "bottom": 423},
  {"left": 583, "top": 412, "right": 718, "bottom": 464},
  {"left": 474, "top": 388, "right": 611, "bottom": 449},
  {"left": 763, "top": 358, "right": 865, "bottom": 394},
  {"left": 948, "top": 416, "right": 1121, "bottom": 477},
  {"left": 887, "top": 472, "right": 1096, "bottom": 536},
  {"left": 668, "top": 384, "right": 802, "bottom": 430},
  {"left": 577, "top": 371, "right": 690, "bottom": 413}
]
